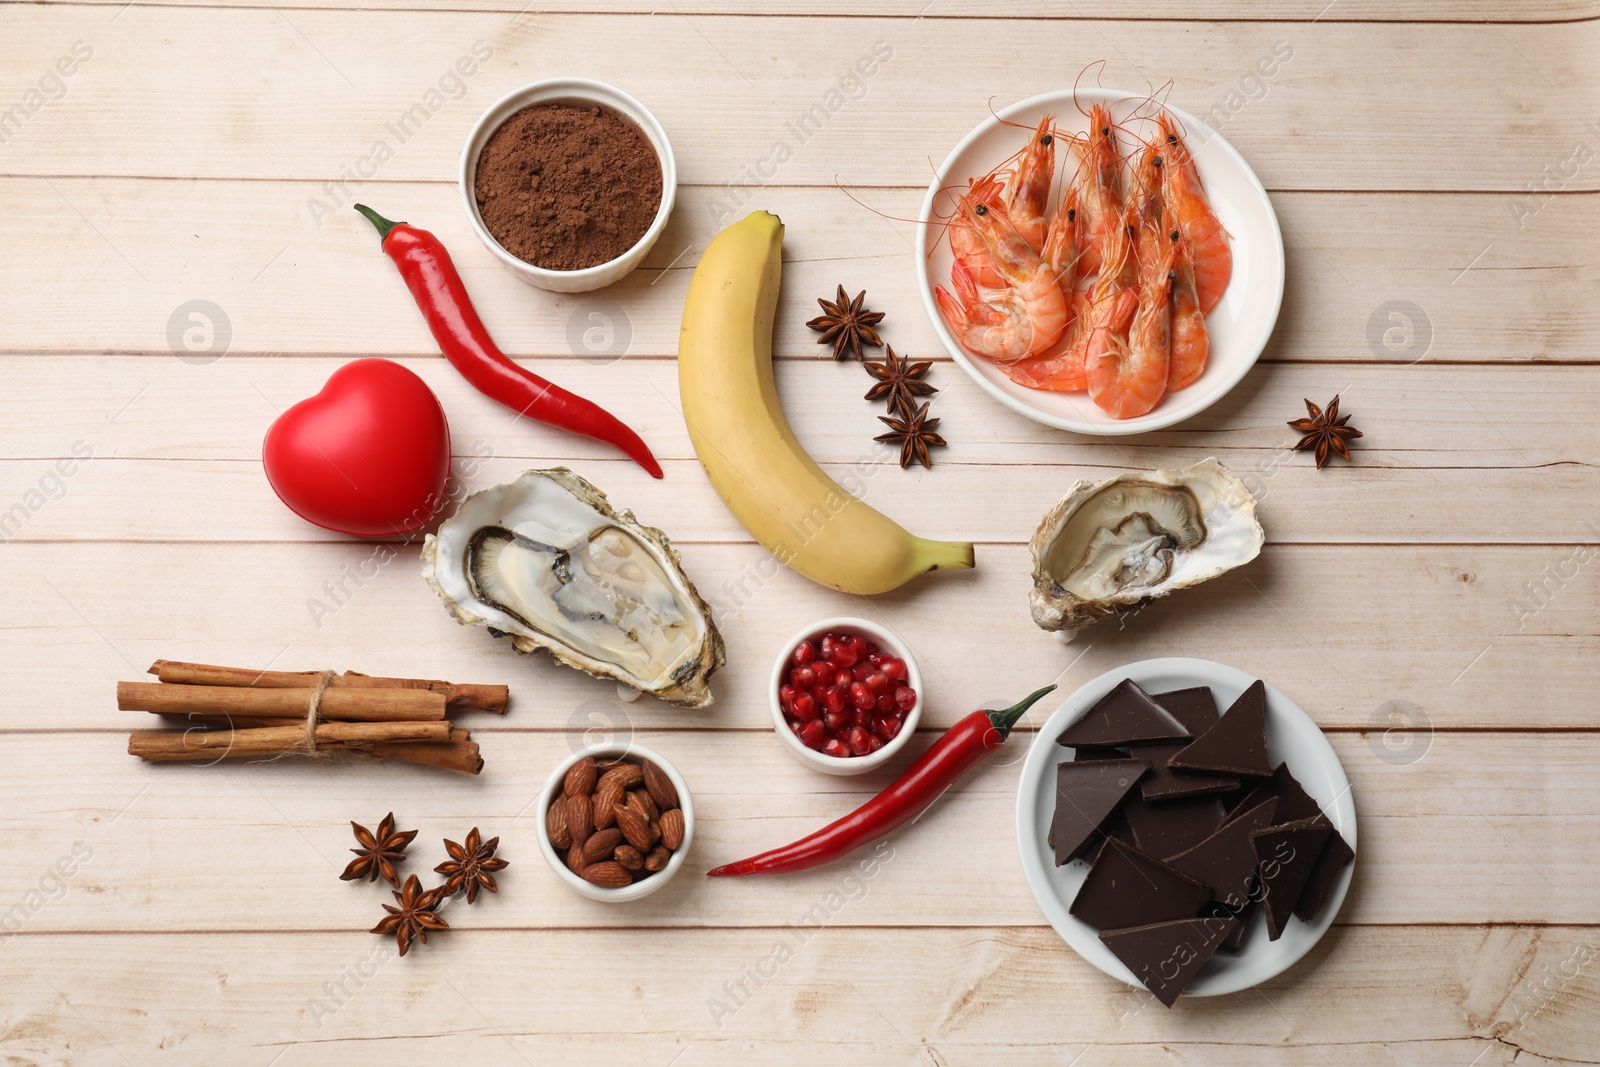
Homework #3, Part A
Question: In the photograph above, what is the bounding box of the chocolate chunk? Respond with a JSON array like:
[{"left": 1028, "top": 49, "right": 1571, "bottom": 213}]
[
  {"left": 1228, "top": 762, "right": 1321, "bottom": 823},
  {"left": 1251, "top": 817, "right": 1333, "bottom": 940},
  {"left": 1166, "top": 798, "right": 1280, "bottom": 907},
  {"left": 1124, "top": 793, "right": 1227, "bottom": 859},
  {"left": 1073, "top": 745, "right": 1128, "bottom": 762},
  {"left": 1211, "top": 898, "right": 1257, "bottom": 954},
  {"left": 1169, "top": 680, "right": 1272, "bottom": 779},
  {"left": 1152, "top": 687, "right": 1221, "bottom": 734},
  {"left": 1053, "top": 758, "right": 1149, "bottom": 867},
  {"left": 1293, "top": 828, "right": 1355, "bottom": 923},
  {"left": 1136, "top": 688, "right": 1240, "bottom": 801},
  {"left": 1099, "top": 916, "right": 1239, "bottom": 1007},
  {"left": 1069, "top": 839, "right": 1211, "bottom": 931},
  {"left": 1056, "top": 679, "right": 1190, "bottom": 748}
]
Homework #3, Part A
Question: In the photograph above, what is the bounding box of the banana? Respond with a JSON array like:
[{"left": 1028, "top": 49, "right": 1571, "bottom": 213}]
[{"left": 677, "top": 210, "right": 974, "bottom": 595}]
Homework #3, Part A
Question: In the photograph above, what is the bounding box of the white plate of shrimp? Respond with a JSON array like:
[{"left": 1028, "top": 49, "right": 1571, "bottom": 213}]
[{"left": 916, "top": 89, "right": 1284, "bottom": 435}]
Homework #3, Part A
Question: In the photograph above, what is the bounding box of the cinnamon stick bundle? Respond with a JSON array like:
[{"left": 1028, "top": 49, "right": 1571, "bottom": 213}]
[
  {"left": 148, "top": 660, "right": 509, "bottom": 714},
  {"left": 123, "top": 659, "right": 507, "bottom": 775}
]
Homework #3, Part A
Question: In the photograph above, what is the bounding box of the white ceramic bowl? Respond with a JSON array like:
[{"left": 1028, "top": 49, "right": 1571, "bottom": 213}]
[
  {"left": 535, "top": 742, "right": 693, "bottom": 902},
  {"left": 460, "top": 78, "right": 677, "bottom": 292},
  {"left": 916, "top": 88, "right": 1285, "bottom": 435},
  {"left": 1015, "top": 658, "right": 1356, "bottom": 999},
  {"left": 768, "top": 617, "right": 923, "bottom": 777}
]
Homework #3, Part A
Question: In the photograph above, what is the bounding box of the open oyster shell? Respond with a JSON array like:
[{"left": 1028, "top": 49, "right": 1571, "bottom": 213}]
[
  {"left": 422, "top": 469, "right": 725, "bottom": 708},
  {"left": 1029, "top": 458, "right": 1264, "bottom": 639}
]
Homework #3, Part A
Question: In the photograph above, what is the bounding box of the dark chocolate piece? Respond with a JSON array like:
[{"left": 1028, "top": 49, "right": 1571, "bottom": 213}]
[
  {"left": 1072, "top": 745, "right": 1128, "bottom": 762},
  {"left": 1099, "top": 916, "right": 1239, "bottom": 1007},
  {"left": 1070, "top": 808, "right": 1138, "bottom": 863},
  {"left": 1212, "top": 898, "right": 1257, "bottom": 954},
  {"left": 1124, "top": 793, "right": 1227, "bottom": 859},
  {"left": 1169, "top": 680, "right": 1272, "bottom": 779},
  {"left": 1069, "top": 840, "right": 1211, "bottom": 931},
  {"left": 1056, "top": 679, "right": 1190, "bottom": 748},
  {"left": 1227, "top": 762, "right": 1321, "bottom": 823},
  {"left": 1166, "top": 798, "right": 1280, "bottom": 907},
  {"left": 1137, "top": 687, "right": 1240, "bottom": 800},
  {"left": 1052, "top": 759, "right": 1149, "bottom": 867},
  {"left": 1151, "top": 687, "right": 1220, "bottom": 734},
  {"left": 1293, "top": 828, "right": 1355, "bottom": 923},
  {"left": 1251, "top": 817, "right": 1333, "bottom": 940}
]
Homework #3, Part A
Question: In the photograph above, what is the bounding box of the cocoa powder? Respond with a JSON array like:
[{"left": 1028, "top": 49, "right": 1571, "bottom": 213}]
[{"left": 474, "top": 102, "right": 663, "bottom": 272}]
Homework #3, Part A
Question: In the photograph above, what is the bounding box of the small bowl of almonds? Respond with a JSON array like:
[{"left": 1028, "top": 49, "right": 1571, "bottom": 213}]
[{"left": 537, "top": 742, "right": 693, "bottom": 902}]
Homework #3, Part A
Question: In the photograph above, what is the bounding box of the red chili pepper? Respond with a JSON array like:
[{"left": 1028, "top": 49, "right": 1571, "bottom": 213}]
[
  {"left": 707, "top": 684, "right": 1056, "bottom": 877},
  {"left": 355, "top": 204, "right": 663, "bottom": 479}
]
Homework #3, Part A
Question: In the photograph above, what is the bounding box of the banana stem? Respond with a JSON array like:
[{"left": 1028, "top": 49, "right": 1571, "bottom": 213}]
[{"left": 913, "top": 537, "right": 976, "bottom": 572}]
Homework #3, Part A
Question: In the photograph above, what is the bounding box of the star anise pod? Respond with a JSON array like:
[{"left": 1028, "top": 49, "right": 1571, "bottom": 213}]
[
  {"left": 371, "top": 874, "right": 448, "bottom": 957},
  {"left": 434, "top": 828, "right": 508, "bottom": 905},
  {"left": 1288, "top": 394, "right": 1363, "bottom": 468},
  {"left": 340, "top": 813, "right": 417, "bottom": 887},
  {"left": 863, "top": 346, "right": 938, "bottom": 418},
  {"left": 806, "top": 284, "right": 884, "bottom": 361},
  {"left": 875, "top": 401, "right": 947, "bottom": 469}
]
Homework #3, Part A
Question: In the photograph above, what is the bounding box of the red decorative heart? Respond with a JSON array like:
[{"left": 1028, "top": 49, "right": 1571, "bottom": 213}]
[{"left": 263, "top": 359, "right": 451, "bottom": 537}]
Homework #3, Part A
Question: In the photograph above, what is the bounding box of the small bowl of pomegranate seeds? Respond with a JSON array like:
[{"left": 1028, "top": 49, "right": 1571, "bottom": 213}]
[{"left": 770, "top": 617, "right": 923, "bottom": 776}]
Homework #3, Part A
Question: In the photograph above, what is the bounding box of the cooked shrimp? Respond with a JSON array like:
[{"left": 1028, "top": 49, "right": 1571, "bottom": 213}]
[
  {"left": 1072, "top": 103, "right": 1124, "bottom": 278},
  {"left": 1003, "top": 114, "right": 1056, "bottom": 253},
  {"left": 948, "top": 175, "right": 1006, "bottom": 289},
  {"left": 1088, "top": 237, "right": 1173, "bottom": 419},
  {"left": 934, "top": 195, "right": 1070, "bottom": 363},
  {"left": 1129, "top": 141, "right": 1167, "bottom": 276},
  {"left": 1167, "top": 230, "right": 1209, "bottom": 390},
  {"left": 1156, "top": 111, "right": 1231, "bottom": 314}
]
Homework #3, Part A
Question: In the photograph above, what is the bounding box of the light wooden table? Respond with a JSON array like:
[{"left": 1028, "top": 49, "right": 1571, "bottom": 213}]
[{"left": 3, "top": 2, "right": 1597, "bottom": 1063}]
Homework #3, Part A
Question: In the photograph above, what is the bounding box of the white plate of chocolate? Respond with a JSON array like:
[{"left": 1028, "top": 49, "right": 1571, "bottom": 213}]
[{"left": 1014, "top": 657, "right": 1356, "bottom": 1004}]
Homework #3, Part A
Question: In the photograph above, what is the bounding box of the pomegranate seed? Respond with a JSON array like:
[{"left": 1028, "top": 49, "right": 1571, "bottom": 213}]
[
  {"left": 894, "top": 686, "right": 918, "bottom": 713},
  {"left": 824, "top": 707, "right": 851, "bottom": 733},
  {"left": 883, "top": 657, "right": 908, "bottom": 682},
  {"left": 822, "top": 737, "right": 849, "bottom": 759},
  {"left": 822, "top": 686, "right": 847, "bottom": 715},
  {"left": 792, "top": 693, "right": 818, "bottom": 722},
  {"left": 868, "top": 652, "right": 888, "bottom": 667},
  {"left": 792, "top": 641, "right": 817, "bottom": 667},
  {"left": 874, "top": 694, "right": 896, "bottom": 715},
  {"left": 853, "top": 708, "right": 874, "bottom": 731},
  {"left": 849, "top": 682, "right": 875, "bottom": 710},
  {"left": 797, "top": 720, "right": 827, "bottom": 750},
  {"left": 864, "top": 671, "right": 889, "bottom": 694},
  {"left": 847, "top": 726, "right": 875, "bottom": 756},
  {"left": 846, "top": 634, "right": 867, "bottom": 657},
  {"left": 876, "top": 715, "right": 904, "bottom": 741},
  {"left": 829, "top": 644, "right": 858, "bottom": 668},
  {"left": 809, "top": 665, "right": 835, "bottom": 689},
  {"left": 791, "top": 665, "right": 815, "bottom": 690}
]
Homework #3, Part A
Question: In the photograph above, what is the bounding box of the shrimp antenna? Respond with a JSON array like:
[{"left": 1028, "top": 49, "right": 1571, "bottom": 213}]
[{"left": 832, "top": 177, "right": 927, "bottom": 228}]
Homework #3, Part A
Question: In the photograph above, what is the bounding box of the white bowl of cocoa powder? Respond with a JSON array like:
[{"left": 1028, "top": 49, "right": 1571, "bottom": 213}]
[{"left": 461, "top": 78, "right": 676, "bottom": 293}]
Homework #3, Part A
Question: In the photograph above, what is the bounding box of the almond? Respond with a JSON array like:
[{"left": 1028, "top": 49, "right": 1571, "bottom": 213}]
[
  {"left": 614, "top": 803, "right": 653, "bottom": 851},
  {"left": 564, "top": 793, "right": 592, "bottom": 846},
  {"left": 565, "top": 841, "right": 587, "bottom": 874},
  {"left": 614, "top": 844, "right": 644, "bottom": 871},
  {"left": 546, "top": 796, "right": 572, "bottom": 849},
  {"left": 582, "top": 828, "right": 623, "bottom": 864},
  {"left": 642, "top": 760, "right": 679, "bottom": 809},
  {"left": 564, "top": 756, "right": 598, "bottom": 798},
  {"left": 659, "top": 808, "right": 685, "bottom": 851},
  {"left": 644, "top": 845, "right": 671, "bottom": 872},
  {"left": 627, "top": 788, "right": 658, "bottom": 822},
  {"left": 581, "top": 861, "right": 631, "bottom": 889},
  {"left": 592, "top": 778, "right": 624, "bottom": 830},
  {"left": 599, "top": 762, "right": 644, "bottom": 793}
]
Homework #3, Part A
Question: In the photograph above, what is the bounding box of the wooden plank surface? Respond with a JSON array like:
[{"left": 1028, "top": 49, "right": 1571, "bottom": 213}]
[{"left": 2, "top": 1, "right": 1597, "bottom": 1063}]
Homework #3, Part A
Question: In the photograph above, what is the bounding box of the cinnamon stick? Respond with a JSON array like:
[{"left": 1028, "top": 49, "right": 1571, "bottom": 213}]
[
  {"left": 127, "top": 720, "right": 452, "bottom": 762},
  {"left": 147, "top": 660, "right": 509, "bottom": 714},
  {"left": 118, "top": 681, "right": 445, "bottom": 722},
  {"left": 358, "top": 729, "right": 483, "bottom": 775}
]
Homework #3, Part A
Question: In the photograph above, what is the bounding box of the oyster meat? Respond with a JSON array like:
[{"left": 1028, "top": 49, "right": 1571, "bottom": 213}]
[
  {"left": 422, "top": 469, "right": 724, "bottom": 707},
  {"left": 1029, "top": 459, "right": 1264, "bottom": 638}
]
